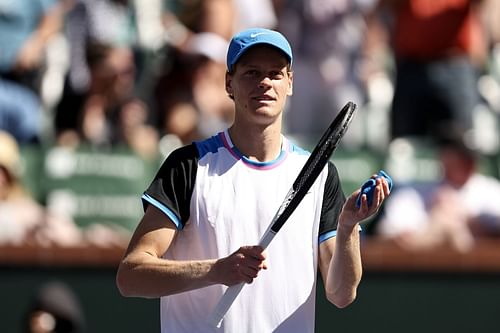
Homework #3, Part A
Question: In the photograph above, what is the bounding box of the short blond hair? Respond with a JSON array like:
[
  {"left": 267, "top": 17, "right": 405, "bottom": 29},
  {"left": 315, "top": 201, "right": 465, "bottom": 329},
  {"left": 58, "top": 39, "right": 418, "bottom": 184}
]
[{"left": 0, "top": 130, "right": 20, "bottom": 179}]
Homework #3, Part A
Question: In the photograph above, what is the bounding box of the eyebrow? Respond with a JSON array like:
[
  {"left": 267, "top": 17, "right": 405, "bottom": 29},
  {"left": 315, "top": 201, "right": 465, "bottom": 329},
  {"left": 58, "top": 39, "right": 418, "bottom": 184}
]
[{"left": 238, "top": 62, "right": 288, "bottom": 71}]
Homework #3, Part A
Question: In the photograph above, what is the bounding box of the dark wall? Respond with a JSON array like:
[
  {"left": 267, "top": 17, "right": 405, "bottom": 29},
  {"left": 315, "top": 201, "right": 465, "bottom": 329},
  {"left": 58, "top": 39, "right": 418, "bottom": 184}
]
[
  {"left": 316, "top": 272, "right": 500, "bottom": 333},
  {"left": 1, "top": 266, "right": 158, "bottom": 333},
  {"left": 2, "top": 266, "right": 499, "bottom": 333}
]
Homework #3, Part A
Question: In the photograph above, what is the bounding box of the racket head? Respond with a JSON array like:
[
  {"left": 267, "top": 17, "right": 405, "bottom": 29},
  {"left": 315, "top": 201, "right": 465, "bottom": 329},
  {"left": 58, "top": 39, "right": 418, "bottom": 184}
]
[
  {"left": 270, "top": 102, "right": 357, "bottom": 233},
  {"left": 310, "top": 101, "right": 356, "bottom": 162},
  {"left": 293, "top": 101, "right": 357, "bottom": 191}
]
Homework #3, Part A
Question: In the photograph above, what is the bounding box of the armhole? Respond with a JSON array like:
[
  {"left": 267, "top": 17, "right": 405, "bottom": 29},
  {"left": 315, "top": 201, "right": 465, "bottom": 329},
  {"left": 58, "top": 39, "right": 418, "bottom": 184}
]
[
  {"left": 318, "top": 162, "right": 346, "bottom": 242},
  {"left": 142, "top": 144, "right": 199, "bottom": 229}
]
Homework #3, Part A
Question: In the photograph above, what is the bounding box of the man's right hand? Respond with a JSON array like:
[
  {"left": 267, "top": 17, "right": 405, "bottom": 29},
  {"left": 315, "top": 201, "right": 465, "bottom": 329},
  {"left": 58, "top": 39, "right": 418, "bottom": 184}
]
[{"left": 214, "top": 246, "right": 267, "bottom": 285}]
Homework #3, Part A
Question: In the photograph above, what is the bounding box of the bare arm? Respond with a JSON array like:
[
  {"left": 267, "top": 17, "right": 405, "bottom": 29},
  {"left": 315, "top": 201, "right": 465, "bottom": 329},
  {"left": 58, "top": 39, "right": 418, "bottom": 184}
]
[
  {"left": 319, "top": 223, "right": 362, "bottom": 308},
  {"left": 14, "top": 2, "right": 65, "bottom": 72},
  {"left": 200, "top": 0, "right": 235, "bottom": 40},
  {"left": 116, "top": 205, "right": 267, "bottom": 298},
  {"left": 319, "top": 176, "right": 391, "bottom": 307},
  {"left": 162, "top": 0, "right": 235, "bottom": 49}
]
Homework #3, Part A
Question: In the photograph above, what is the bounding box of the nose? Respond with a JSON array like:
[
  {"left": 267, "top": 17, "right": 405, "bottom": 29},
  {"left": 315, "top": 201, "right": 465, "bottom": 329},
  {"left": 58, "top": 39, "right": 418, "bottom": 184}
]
[{"left": 258, "top": 76, "right": 272, "bottom": 89}]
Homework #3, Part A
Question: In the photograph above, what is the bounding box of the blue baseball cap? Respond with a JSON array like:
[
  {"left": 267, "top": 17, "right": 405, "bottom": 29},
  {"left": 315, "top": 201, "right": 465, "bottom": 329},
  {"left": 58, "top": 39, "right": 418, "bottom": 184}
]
[{"left": 226, "top": 28, "right": 293, "bottom": 72}]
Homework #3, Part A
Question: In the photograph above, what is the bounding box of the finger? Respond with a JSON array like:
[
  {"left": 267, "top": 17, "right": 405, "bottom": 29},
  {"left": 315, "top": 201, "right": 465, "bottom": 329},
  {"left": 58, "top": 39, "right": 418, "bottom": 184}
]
[
  {"left": 239, "top": 266, "right": 261, "bottom": 284},
  {"left": 251, "top": 249, "right": 266, "bottom": 261},
  {"left": 373, "top": 182, "right": 387, "bottom": 209},
  {"left": 374, "top": 185, "right": 383, "bottom": 208},
  {"left": 378, "top": 177, "right": 390, "bottom": 195},
  {"left": 241, "top": 265, "right": 259, "bottom": 277},
  {"left": 241, "top": 246, "right": 265, "bottom": 260},
  {"left": 236, "top": 249, "right": 266, "bottom": 270},
  {"left": 358, "top": 194, "right": 369, "bottom": 213},
  {"left": 241, "top": 273, "right": 254, "bottom": 284},
  {"left": 245, "top": 257, "right": 266, "bottom": 271}
]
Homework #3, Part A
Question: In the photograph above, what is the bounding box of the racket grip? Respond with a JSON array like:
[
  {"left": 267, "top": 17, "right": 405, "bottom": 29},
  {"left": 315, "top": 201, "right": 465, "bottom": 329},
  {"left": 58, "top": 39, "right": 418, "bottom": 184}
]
[
  {"left": 208, "top": 229, "right": 276, "bottom": 327},
  {"left": 259, "top": 229, "right": 276, "bottom": 249},
  {"left": 207, "top": 283, "right": 245, "bottom": 328}
]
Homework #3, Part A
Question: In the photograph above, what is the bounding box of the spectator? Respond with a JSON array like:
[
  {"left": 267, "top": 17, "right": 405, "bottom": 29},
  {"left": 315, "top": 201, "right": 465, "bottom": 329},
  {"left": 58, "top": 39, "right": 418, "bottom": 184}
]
[
  {"left": 152, "top": 0, "right": 235, "bottom": 144},
  {"left": 23, "top": 280, "right": 85, "bottom": 333},
  {"left": 376, "top": 135, "right": 500, "bottom": 252},
  {"left": 161, "top": 0, "right": 234, "bottom": 49},
  {"left": 55, "top": 42, "right": 151, "bottom": 151},
  {"left": 61, "top": 0, "right": 138, "bottom": 96},
  {"left": 56, "top": 0, "right": 157, "bottom": 149},
  {"left": 375, "top": 0, "right": 488, "bottom": 143},
  {"left": 78, "top": 44, "right": 136, "bottom": 144},
  {"left": 154, "top": 37, "right": 233, "bottom": 145},
  {"left": 275, "top": 0, "right": 377, "bottom": 145},
  {"left": 113, "top": 97, "right": 160, "bottom": 160},
  {"left": 0, "top": 130, "right": 82, "bottom": 246},
  {"left": 233, "top": 0, "right": 279, "bottom": 31},
  {"left": 0, "top": 0, "right": 63, "bottom": 92},
  {"left": 0, "top": 130, "right": 43, "bottom": 244},
  {"left": 0, "top": 78, "right": 42, "bottom": 144},
  {"left": 0, "top": 0, "right": 64, "bottom": 143}
]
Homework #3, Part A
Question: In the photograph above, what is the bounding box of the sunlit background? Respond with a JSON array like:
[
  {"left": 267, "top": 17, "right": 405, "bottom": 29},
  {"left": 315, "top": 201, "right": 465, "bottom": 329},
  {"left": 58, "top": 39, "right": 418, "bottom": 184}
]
[{"left": 1, "top": 0, "right": 500, "bottom": 332}]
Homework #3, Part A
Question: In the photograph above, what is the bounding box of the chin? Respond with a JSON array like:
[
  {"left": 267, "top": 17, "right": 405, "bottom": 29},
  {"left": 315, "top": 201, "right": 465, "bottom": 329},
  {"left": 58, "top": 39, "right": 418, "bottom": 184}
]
[{"left": 253, "top": 107, "right": 280, "bottom": 118}]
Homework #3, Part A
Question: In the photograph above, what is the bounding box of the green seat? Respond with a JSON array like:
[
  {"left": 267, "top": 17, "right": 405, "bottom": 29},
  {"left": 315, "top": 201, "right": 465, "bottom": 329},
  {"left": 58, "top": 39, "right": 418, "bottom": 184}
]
[
  {"left": 39, "top": 145, "right": 160, "bottom": 232},
  {"left": 384, "top": 137, "right": 441, "bottom": 185},
  {"left": 19, "top": 144, "right": 44, "bottom": 201},
  {"left": 332, "top": 148, "right": 385, "bottom": 196},
  {"left": 384, "top": 137, "right": 500, "bottom": 185},
  {"left": 477, "top": 153, "right": 500, "bottom": 179}
]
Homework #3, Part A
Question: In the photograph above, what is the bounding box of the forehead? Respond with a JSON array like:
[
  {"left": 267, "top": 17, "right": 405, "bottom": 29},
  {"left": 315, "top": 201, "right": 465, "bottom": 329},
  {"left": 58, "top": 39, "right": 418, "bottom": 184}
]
[{"left": 236, "top": 45, "right": 289, "bottom": 68}]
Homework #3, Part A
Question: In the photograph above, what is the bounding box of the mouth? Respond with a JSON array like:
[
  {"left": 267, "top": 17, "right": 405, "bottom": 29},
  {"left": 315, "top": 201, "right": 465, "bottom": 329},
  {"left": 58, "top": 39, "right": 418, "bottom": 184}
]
[{"left": 252, "top": 95, "right": 276, "bottom": 102}]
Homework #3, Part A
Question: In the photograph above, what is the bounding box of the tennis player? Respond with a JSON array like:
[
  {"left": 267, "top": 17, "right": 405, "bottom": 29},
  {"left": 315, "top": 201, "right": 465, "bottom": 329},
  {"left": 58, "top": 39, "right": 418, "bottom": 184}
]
[{"left": 116, "top": 28, "right": 391, "bottom": 333}]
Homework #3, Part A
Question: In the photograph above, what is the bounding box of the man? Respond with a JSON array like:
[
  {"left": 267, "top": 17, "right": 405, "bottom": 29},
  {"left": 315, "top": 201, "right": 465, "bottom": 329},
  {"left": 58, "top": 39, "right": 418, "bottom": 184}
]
[
  {"left": 116, "top": 28, "right": 391, "bottom": 333},
  {"left": 377, "top": 136, "right": 500, "bottom": 253},
  {"left": 374, "top": 0, "right": 487, "bottom": 143},
  {"left": 0, "top": 0, "right": 63, "bottom": 144}
]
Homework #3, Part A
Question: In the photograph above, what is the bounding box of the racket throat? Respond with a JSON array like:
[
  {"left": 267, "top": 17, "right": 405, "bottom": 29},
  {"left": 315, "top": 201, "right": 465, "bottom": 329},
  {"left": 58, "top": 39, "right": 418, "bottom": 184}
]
[{"left": 259, "top": 229, "right": 277, "bottom": 249}]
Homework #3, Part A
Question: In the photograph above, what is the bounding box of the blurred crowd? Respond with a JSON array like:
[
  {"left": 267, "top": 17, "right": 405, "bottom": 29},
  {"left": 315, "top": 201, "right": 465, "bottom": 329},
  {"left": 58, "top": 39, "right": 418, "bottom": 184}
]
[{"left": 1, "top": 0, "right": 500, "bottom": 253}]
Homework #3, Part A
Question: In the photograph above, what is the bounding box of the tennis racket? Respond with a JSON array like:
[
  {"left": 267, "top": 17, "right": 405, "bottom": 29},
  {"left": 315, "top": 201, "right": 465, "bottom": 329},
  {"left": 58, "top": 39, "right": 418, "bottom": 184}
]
[{"left": 208, "top": 101, "right": 358, "bottom": 328}]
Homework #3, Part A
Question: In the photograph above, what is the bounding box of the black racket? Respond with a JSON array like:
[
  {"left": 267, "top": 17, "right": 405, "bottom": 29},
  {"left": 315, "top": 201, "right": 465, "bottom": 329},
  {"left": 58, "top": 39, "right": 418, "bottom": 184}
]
[{"left": 208, "top": 101, "right": 358, "bottom": 327}]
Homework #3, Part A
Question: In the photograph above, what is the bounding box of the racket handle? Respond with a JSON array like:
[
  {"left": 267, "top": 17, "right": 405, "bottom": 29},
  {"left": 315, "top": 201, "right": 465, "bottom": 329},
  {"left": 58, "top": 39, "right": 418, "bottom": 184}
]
[
  {"left": 208, "top": 230, "right": 276, "bottom": 327},
  {"left": 259, "top": 229, "right": 276, "bottom": 249},
  {"left": 207, "top": 283, "right": 245, "bottom": 328}
]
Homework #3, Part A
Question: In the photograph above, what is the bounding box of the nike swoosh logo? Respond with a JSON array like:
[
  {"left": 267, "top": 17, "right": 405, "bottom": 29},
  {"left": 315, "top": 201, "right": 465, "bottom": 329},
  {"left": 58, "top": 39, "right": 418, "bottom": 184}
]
[{"left": 250, "top": 32, "right": 269, "bottom": 38}]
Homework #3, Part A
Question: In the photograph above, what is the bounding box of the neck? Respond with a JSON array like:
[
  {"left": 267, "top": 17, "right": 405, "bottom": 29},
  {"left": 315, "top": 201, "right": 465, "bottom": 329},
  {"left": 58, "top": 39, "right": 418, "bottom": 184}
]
[{"left": 228, "top": 122, "right": 283, "bottom": 162}]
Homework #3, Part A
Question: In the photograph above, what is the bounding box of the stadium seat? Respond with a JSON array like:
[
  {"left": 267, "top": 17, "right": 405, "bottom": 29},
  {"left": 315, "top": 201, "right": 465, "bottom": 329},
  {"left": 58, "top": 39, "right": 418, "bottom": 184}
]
[{"left": 39, "top": 145, "right": 160, "bottom": 232}]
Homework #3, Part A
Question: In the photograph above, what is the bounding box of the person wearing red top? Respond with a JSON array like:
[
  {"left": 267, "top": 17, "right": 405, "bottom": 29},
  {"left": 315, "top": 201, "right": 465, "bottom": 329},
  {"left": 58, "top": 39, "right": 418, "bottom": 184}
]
[{"left": 378, "top": 0, "right": 487, "bottom": 142}]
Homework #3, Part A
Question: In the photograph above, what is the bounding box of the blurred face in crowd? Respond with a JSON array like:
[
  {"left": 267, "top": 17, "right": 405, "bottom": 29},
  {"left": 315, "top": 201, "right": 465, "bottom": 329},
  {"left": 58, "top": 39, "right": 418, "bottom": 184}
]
[
  {"left": 440, "top": 147, "right": 476, "bottom": 188},
  {"left": 225, "top": 46, "right": 293, "bottom": 127},
  {"left": 91, "top": 47, "right": 135, "bottom": 104},
  {"left": 0, "top": 166, "right": 12, "bottom": 201}
]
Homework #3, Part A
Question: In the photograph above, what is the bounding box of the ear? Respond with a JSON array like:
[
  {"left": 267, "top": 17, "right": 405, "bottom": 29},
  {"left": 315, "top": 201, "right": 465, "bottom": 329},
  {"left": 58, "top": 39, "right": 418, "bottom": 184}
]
[
  {"left": 225, "top": 72, "right": 233, "bottom": 97},
  {"left": 287, "top": 71, "right": 293, "bottom": 96}
]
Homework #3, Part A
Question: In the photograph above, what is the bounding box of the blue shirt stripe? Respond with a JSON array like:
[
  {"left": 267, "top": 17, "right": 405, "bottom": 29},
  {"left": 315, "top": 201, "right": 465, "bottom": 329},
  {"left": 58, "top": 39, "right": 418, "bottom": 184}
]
[
  {"left": 142, "top": 193, "right": 183, "bottom": 230},
  {"left": 319, "top": 230, "right": 337, "bottom": 243},
  {"left": 319, "top": 225, "right": 363, "bottom": 243}
]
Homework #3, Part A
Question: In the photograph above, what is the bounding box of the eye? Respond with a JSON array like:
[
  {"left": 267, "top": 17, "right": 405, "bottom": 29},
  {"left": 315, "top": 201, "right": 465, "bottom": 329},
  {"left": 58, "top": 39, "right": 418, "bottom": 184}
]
[
  {"left": 245, "top": 69, "right": 259, "bottom": 77},
  {"left": 270, "top": 71, "right": 284, "bottom": 79}
]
